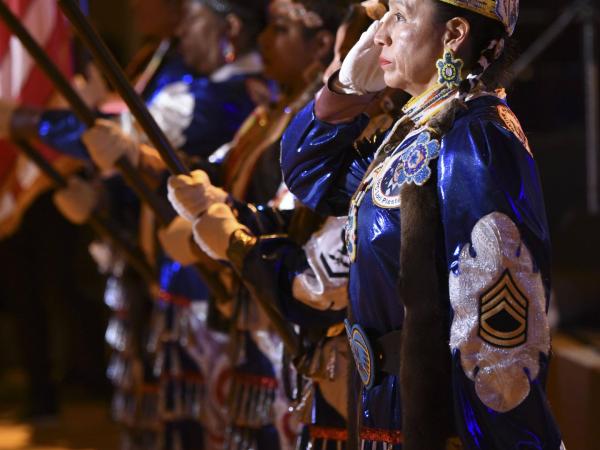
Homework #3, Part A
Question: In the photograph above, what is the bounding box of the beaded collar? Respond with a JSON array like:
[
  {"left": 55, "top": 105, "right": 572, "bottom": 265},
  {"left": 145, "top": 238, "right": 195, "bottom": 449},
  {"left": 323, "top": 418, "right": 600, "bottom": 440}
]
[{"left": 401, "top": 83, "right": 458, "bottom": 128}]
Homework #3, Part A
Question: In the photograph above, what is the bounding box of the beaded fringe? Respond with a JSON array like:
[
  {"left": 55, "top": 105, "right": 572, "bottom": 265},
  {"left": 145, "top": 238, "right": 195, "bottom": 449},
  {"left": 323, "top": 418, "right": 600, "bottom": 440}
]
[{"left": 228, "top": 373, "right": 278, "bottom": 428}]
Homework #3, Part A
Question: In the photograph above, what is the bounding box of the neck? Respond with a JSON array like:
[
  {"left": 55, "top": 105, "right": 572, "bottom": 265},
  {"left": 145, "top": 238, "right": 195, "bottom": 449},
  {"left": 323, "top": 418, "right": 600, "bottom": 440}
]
[
  {"left": 402, "top": 83, "right": 457, "bottom": 127},
  {"left": 280, "top": 78, "right": 309, "bottom": 101}
]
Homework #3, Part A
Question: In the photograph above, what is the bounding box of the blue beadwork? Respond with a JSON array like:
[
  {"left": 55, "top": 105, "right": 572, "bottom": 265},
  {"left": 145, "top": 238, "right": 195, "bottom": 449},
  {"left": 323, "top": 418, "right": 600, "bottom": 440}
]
[{"left": 436, "top": 50, "right": 464, "bottom": 89}]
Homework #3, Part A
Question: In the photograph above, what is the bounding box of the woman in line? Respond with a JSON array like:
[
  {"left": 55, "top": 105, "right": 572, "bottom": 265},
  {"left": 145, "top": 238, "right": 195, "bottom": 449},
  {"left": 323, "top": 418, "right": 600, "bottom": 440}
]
[
  {"left": 164, "top": 4, "right": 411, "bottom": 449},
  {"left": 166, "top": 2, "right": 354, "bottom": 448},
  {"left": 2, "top": 1, "right": 270, "bottom": 448},
  {"left": 80, "top": 1, "right": 353, "bottom": 448},
  {"left": 280, "top": 0, "right": 564, "bottom": 448}
]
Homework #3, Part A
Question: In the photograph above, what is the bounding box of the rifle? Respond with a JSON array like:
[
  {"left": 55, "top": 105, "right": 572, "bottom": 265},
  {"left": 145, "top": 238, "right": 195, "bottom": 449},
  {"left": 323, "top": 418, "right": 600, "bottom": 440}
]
[{"left": 0, "top": 1, "right": 161, "bottom": 282}]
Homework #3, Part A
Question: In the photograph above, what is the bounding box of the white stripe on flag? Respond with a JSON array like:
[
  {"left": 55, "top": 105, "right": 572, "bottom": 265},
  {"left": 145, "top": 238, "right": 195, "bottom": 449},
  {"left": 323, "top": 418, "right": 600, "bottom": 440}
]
[{"left": 0, "top": 0, "right": 57, "bottom": 99}]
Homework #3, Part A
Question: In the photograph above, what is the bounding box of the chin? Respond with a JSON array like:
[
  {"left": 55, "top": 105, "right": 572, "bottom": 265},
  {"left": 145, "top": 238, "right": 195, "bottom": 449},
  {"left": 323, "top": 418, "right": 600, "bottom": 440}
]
[{"left": 383, "top": 72, "right": 404, "bottom": 90}]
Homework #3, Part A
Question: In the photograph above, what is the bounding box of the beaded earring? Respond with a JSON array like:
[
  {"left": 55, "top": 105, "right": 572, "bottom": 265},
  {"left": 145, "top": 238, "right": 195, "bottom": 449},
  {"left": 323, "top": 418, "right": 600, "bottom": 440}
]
[
  {"left": 221, "top": 39, "right": 236, "bottom": 63},
  {"left": 436, "top": 49, "right": 464, "bottom": 89}
]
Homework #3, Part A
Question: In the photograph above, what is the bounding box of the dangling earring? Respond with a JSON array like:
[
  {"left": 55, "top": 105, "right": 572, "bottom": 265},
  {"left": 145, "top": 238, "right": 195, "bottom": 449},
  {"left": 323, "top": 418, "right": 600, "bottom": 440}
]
[
  {"left": 436, "top": 48, "right": 464, "bottom": 89},
  {"left": 221, "top": 39, "right": 236, "bottom": 63}
]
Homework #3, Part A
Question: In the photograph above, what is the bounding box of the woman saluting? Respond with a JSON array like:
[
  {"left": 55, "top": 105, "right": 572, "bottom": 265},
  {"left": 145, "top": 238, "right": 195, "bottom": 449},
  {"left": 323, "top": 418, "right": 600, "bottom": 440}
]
[{"left": 281, "top": 0, "right": 564, "bottom": 449}]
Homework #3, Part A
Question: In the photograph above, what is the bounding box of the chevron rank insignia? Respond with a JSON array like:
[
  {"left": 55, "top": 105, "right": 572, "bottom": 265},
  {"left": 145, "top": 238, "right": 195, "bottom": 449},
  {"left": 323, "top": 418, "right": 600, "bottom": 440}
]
[{"left": 479, "top": 270, "right": 528, "bottom": 348}]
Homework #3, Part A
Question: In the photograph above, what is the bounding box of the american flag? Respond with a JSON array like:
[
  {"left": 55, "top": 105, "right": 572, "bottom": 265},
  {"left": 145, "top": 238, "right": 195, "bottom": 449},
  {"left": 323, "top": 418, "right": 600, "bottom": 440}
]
[{"left": 0, "top": 0, "right": 80, "bottom": 238}]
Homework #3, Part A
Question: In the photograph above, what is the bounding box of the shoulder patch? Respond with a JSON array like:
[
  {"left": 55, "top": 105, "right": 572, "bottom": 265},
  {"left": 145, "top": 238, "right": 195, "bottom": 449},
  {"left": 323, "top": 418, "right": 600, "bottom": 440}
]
[{"left": 496, "top": 105, "right": 532, "bottom": 156}]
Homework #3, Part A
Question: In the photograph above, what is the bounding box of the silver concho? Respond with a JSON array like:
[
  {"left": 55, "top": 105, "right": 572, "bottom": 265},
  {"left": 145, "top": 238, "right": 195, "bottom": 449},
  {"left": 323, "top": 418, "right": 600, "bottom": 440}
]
[
  {"left": 344, "top": 320, "right": 375, "bottom": 389},
  {"left": 449, "top": 212, "right": 550, "bottom": 412}
]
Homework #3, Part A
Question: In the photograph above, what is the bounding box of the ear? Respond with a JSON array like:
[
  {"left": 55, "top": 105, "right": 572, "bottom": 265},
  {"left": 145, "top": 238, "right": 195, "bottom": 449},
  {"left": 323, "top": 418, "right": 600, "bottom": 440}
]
[
  {"left": 224, "top": 13, "right": 243, "bottom": 40},
  {"left": 310, "top": 30, "right": 335, "bottom": 64},
  {"left": 442, "top": 17, "right": 470, "bottom": 54}
]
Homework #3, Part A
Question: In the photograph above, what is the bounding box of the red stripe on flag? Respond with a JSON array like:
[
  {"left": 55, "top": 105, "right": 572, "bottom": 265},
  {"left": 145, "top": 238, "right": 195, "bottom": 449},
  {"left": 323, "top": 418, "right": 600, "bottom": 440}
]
[
  {"left": 18, "top": 15, "right": 72, "bottom": 105},
  {"left": 0, "top": 0, "right": 72, "bottom": 184}
]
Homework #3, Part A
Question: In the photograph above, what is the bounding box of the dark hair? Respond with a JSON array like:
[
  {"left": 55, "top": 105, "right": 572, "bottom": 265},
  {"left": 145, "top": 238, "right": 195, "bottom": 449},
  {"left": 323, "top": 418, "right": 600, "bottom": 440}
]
[
  {"left": 198, "top": 0, "right": 269, "bottom": 45},
  {"left": 432, "top": 1, "right": 517, "bottom": 90},
  {"left": 298, "top": 0, "right": 358, "bottom": 36},
  {"left": 292, "top": 0, "right": 358, "bottom": 66}
]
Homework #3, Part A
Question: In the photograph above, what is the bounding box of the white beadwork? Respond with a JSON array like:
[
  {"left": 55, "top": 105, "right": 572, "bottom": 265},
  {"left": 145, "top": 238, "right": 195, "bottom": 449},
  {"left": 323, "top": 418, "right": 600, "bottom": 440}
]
[{"left": 449, "top": 212, "right": 550, "bottom": 412}]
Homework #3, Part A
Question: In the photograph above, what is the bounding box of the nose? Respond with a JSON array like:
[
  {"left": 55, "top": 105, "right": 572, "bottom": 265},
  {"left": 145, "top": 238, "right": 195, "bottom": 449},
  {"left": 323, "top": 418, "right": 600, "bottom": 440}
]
[{"left": 374, "top": 13, "right": 392, "bottom": 47}]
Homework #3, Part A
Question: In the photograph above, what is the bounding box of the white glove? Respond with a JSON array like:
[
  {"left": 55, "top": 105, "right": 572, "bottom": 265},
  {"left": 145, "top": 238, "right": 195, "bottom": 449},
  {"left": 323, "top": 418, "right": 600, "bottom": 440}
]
[
  {"left": 52, "top": 176, "right": 98, "bottom": 224},
  {"left": 0, "top": 99, "right": 17, "bottom": 139},
  {"left": 167, "top": 170, "right": 227, "bottom": 222},
  {"left": 82, "top": 119, "right": 140, "bottom": 172},
  {"left": 72, "top": 64, "right": 110, "bottom": 108},
  {"left": 157, "top": 216, "right": 199, "bottom": 266},
  {"left": 338, "top": 19, "right": 387, "bottom": 95},
  {"left": 192, "top": 203, "right": 249, "bottom": 261}
]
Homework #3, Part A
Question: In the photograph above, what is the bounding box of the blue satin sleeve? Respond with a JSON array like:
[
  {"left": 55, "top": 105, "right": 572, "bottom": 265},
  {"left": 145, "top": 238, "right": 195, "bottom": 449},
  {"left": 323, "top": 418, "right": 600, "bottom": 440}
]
[
  {"left": 159, "top": 257, "right": 209, "bottom": 301},
  {"left": 280, "top": 101, "right": 371, "bottom": 215},
  {"left": 37, "top": 109, "right": 98, "bottom": 160},
  {"left": 242, "top": 236, "right": 346, "bottom": 328},
  {"left": 438, "top": 108, "right": 562, "bottom": 449},
  {"left": 438, "top": 114, "right": 552, "bottom": 286},
  {"left": 176, "top": 75, "right": 258, "bottom": 157}
]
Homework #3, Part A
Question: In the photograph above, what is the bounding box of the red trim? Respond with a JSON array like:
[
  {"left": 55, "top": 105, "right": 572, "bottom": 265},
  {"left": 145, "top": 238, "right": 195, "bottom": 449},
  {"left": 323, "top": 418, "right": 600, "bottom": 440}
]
[
  {"left": 0, "top": 0, "right": 36, "bottom": 57},
  {"left": 233, "top": 371, "right": 278, "bottom": 389},
  {"left": 160, "top": 371, "right": 205, "bottom": 383},
  {"left": 157, "top": 289, "right": 192, "bottom": 307},
  {"left": 360, "top": 427, "right": 404, "bottom": 444},
  {"left": 113, "top": 309, "right": 129, "bottom": 320},
  {"left": 140, "top": 383, "right": 160, "bottom": 394},
  {"left": 18, "top": 14, "right": 72, "bottom": 106},
  {"left": 310, "top": 425, "right": 348, "bottom": 441}
]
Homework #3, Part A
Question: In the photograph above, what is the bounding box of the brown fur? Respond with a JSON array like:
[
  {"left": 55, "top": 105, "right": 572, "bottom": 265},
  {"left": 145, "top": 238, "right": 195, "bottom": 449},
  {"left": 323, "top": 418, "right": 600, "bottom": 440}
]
[{"left": 398, "top": 169, "right": 454, "bottom": 450}]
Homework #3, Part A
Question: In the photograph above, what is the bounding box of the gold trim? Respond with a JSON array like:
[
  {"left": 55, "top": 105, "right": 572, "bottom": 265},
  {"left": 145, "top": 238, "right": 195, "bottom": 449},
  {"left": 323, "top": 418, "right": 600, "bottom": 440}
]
[{"left": 436, "top": 0, "right": 502, "bottom": 24}]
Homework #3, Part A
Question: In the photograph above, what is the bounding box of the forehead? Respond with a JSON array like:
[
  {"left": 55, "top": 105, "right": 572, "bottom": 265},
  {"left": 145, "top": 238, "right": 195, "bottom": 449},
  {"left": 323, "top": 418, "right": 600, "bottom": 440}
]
[
  {"left": 390, "top": 0, "right": 435, "bottom": 14},
  {"left": 389, "top": 0, "right": 414, "bottom": 9}
]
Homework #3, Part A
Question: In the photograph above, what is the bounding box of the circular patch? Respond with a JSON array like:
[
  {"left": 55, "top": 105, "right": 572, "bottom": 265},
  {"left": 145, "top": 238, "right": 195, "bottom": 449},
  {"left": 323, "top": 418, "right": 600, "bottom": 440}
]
[
  {"left": 372, "top": 131, "right": 440, "bottom": 209},
  {"left": 372, "top": 150, "right": 404, "bottom": 209},
  {"left": 345, "top": 320, "right": 375, "bottom": 389}
]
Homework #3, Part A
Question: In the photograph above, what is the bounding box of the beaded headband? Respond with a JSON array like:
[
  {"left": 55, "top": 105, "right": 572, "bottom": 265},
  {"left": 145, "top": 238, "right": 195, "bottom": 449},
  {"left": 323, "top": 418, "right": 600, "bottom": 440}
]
[
  {"left": 437, "top": 0, "right": 519, "bottom": 36},
  {"left": 269, "top": 0, "right": 324, "bottom": 29}
]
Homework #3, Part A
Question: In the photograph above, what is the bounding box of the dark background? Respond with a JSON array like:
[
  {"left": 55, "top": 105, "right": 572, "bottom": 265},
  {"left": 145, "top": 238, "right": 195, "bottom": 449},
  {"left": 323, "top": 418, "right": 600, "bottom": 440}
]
[{"left": 0, "top": 1, "right": 597, "bottom": 448}]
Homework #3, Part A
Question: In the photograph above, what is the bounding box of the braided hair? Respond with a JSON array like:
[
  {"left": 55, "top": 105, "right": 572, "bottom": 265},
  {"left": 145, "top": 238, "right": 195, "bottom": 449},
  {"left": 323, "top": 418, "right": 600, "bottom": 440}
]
[
  {"left": 434, "top": 2, "right": 516, "bottom": 98},
  {"left": 422, "top": 1, "right": 518, "bottom": 136}
]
